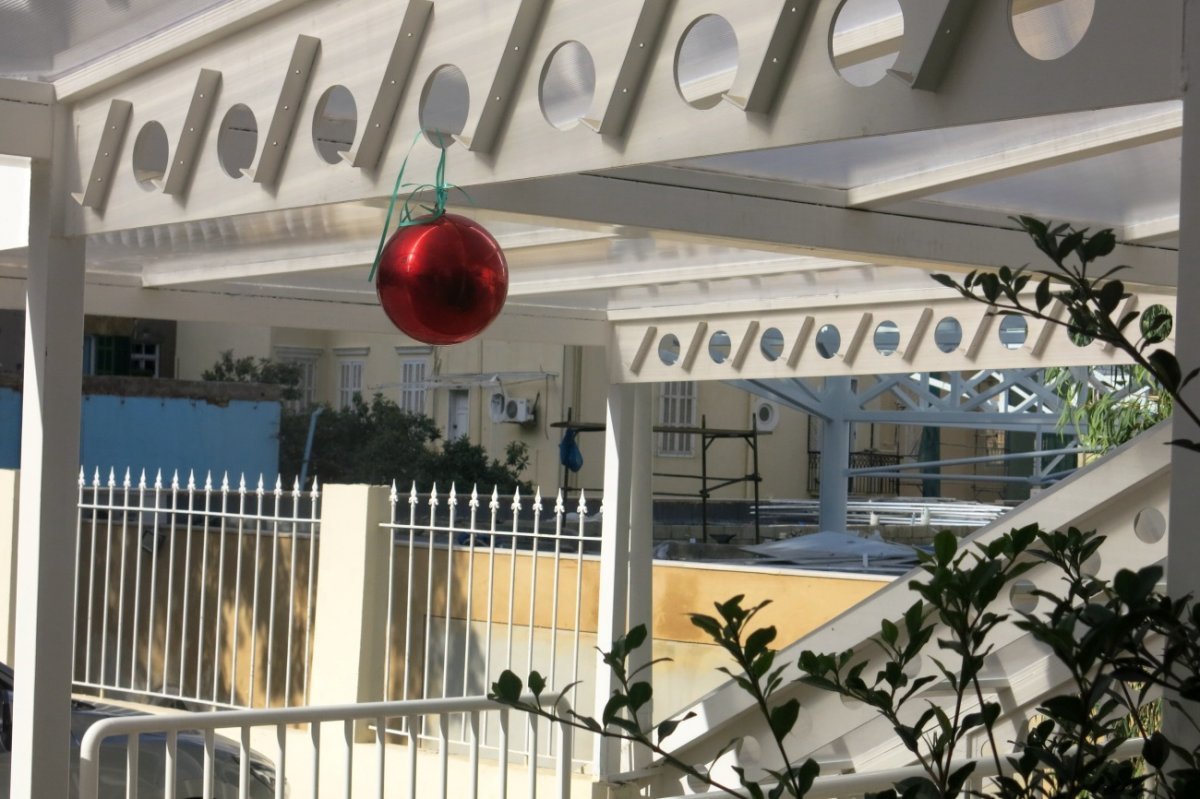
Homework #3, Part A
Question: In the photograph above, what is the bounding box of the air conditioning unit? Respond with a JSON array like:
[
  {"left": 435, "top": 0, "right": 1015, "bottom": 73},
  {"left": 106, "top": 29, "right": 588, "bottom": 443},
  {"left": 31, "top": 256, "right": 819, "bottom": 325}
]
[
  {"left": 752, "top": 398, "right": 780, "bottom": 432},
  {"left": 503, "top": 397, "right": 535, "bottom": 424},
  {"left": 490, "top": 391, "right": 536, "bottom": 424},
  {"left": 489, "top": 391, "right": 507, "bottom": 423}
]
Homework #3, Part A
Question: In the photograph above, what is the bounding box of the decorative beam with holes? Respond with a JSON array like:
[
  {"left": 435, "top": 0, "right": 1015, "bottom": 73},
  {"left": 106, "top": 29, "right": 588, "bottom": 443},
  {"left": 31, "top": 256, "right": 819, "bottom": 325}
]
[
  {"left": 67, "top": 0, "right": 1180, "bottom": 235},
  {"left": 612, "top": 291, "right": 1177, "bottom": 383}
]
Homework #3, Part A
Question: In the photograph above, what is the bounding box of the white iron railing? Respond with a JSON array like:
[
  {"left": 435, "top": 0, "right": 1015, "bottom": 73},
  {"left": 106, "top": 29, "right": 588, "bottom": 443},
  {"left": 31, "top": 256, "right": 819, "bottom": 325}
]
[
  {"left": 79, "top": 694, "right": 574, "bottom": 799},
  {"left": 381, "top": 483, "right": 599, "bottom": 767},
  {"left": 74, "top": 467, "right": 320, "bottom": 709}
]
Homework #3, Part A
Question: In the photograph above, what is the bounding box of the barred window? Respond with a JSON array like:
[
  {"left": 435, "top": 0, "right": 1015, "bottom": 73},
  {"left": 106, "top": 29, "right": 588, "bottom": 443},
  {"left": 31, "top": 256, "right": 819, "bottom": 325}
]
[{"left": 658, "top": 381, "right": 697, "bottom": 456}]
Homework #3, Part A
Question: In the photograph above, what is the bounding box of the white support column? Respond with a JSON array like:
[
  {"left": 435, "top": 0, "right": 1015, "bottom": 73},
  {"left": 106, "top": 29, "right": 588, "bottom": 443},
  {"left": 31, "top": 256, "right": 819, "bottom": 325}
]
[
  {"left": 593, "top": 383, "right": 635, "bottom": 778},
  {"left": 626, "top": 384, "right": 654, "bottom": 771},
  {"left": 818, "top": 378, "right": 852, "bottom": 532},
  {"left": 1163, "top": 0, "right": 1200, "bottom": 755},
  {"left": 12, "top": 101, "right": 86, "bottom": 799},
  {"left": 307, "top": 484, "right": 392, "bottom": 740}
]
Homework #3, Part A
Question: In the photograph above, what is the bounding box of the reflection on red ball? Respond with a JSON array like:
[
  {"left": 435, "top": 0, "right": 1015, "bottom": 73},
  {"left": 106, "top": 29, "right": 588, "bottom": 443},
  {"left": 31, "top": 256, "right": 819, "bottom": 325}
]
[{"left": 375, "top": 213, "right": 509, "bottom": 345}]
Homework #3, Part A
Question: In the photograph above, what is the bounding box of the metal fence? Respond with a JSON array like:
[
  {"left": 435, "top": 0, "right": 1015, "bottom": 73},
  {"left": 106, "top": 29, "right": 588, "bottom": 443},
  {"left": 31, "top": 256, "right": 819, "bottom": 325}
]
[
  {"left": 73, "top": 467, "right": 320, "bottom": 709},
  {"left": 79, "top": 693, "right": 575, "bottom": 799},
  {"left": 380, "top": 483, "right": 600, "bottom": 767}
]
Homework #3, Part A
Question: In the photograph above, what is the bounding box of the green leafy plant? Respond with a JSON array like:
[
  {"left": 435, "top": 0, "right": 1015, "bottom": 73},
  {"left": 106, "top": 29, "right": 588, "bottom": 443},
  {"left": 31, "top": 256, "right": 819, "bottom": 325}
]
[{"left": 931, "top": 217, "right": 1197, "bottom": 452}]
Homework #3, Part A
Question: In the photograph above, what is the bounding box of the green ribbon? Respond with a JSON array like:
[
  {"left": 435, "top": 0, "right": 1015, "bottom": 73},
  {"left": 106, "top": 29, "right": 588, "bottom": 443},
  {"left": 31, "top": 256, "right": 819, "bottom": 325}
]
[{"left": 368, "top": 130, "right": 464, "bottom": 282}]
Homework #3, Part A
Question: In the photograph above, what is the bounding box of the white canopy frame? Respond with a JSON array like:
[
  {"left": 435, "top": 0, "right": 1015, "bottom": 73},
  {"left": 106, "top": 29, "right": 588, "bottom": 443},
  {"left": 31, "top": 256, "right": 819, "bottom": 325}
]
[{"left": 3, "top": 0, "right": 1200, "bottom": 793}]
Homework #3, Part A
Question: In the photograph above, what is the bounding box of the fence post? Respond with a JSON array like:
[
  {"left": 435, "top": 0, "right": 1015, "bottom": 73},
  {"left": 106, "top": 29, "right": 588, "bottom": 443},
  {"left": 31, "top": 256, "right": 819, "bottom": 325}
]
[
  {"left": 308, "top": 484, "right": 392, "bottom": 739},
  {"left": 0, "top": 469, "right": 17, "bottom": 664}
]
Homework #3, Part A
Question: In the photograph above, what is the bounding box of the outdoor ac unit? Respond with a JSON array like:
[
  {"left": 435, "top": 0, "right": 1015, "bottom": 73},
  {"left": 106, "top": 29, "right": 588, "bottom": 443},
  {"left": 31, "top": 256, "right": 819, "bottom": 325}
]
[
  {"left": 752, "top": 398, "right": 780, "bottom": 432},
  {"left": 488, "top": 391, "right": 507, "bottom": 423},
  {"left": 503, "top": 397, "right": 535, "bottom": 424},
  {"left": 490, "top": 391, "right": 535, "bottom": 424}
]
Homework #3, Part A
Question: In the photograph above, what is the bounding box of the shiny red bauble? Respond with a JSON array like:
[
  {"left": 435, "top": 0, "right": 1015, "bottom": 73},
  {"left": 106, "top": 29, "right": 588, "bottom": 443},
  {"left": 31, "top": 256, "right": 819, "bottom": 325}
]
[{"left": 374, "top": 213, "right": 509, "bottom": 345}]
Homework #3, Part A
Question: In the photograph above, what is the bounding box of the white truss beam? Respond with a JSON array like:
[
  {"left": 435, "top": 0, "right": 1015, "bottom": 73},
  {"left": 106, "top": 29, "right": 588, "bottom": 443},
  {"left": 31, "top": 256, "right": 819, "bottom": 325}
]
[
  {"left": 847, "top": 107, "right": 1183, "bottom": 208},
  {"left": 610, "top": 290, "right": 1176, "bottom": 383},
  {"left": 67, "top": 0, "right": 1182, "bottom": 235}
]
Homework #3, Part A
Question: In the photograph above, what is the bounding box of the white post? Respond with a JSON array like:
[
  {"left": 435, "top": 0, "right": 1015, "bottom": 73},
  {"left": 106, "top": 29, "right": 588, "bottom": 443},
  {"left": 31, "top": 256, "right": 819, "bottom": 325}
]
[
  {"left": 0, "top": 470, "right": 19, "bottom": 664},
  {"left": 626, "top": 384, "right": 654, "bottom": 771},
  {"left": 1164, "top": 0, "right": 1200, "bottom": 755},
  {"left": 307, "top": 484, "right": 392, "bottom": 739},
  {"left": 12, "top": 101, "right": 86, "bottom": 798},
  {"left": 593, "top": 383, "right": 634, "bottom": 778},
  {"left": 818, "top": 378, "right": 852, "bottom": 532}
]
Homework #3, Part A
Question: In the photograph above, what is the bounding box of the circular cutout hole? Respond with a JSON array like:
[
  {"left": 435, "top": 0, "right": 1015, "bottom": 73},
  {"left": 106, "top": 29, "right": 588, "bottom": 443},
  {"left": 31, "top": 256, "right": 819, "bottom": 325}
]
[
  {"left": 312, "top": 85, "right": 357, "bottom": 164},
  {"left": 1133, "top": 507, "right": 1167, "bottom": 544},
  {"left": 831, "top": 0, "right": 904, "bottom": 87},
  {"left": 659, "top": 334, "right": 681, "bottom": 366},
  {"left": 1082, "top": 550, "right": 1102, "bottom": 577},
  {"left": 420, "top": 65, "right": 470, "bottom": 148},
  {"left": 816, "top": 325, "right": 841, "bottom": 359},
  {"left": 709, "top": 331, "right": 732, "bottom": 364},
  {"left": 1011, "top": 0, "right": 1095, "bottom": 61},
  {"left": 760, "top": 328, "right": 785, "bottom": 361},
  {"left": 935, "top": 317, "right": 962, "bottom": 353},
  {"left": 1010, "top": 579, "right": 1039, "bottom": 613},
  {"left": 874, "top": 320, "right": 900, "bottom": 356},
  {"left": 217, "top": 104, "right": 257, "bottom": 179},
  {"left": 131, "top": 121, "right": 169, "bottom": 191},
  {"left": 999, "top": 315, "right": 1028, "bottom": 349},
  {"left": 1140, "top": 304, "right": 1173, "bottom": 344},
  {"left": 675, "top": 15, "right": 739, "bottom": 109},
  {"left": 540, "top": 41, "right": 595, "bottom": 130},
  {"left": 901, "top": 653, "right": 924, "bottom": 681}
]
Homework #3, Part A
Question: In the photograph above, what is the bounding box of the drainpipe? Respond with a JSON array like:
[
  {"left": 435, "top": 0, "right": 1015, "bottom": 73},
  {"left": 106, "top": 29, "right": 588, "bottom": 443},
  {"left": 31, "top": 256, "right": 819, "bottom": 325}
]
[{"left": 299, "top": 406, "right": 323, "bottom": 491}]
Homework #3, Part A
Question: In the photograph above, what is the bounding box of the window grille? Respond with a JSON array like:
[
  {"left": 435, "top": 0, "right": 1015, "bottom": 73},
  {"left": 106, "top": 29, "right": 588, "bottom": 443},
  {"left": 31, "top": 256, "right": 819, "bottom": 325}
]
[{"left": 658, "top": 381, "right": 697, "bottom": 456}]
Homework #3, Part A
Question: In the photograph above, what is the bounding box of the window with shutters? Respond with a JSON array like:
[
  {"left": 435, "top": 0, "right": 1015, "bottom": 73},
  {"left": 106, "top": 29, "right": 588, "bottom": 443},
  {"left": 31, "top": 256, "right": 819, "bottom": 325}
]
[
  {"left": 334, "top": 347, "right": 369, "bottom": 409},
  {"left": 395, "top": 346, "right": 432, "bottom": 415},
  {"left": 657, "top": 381, "right": 697, "bottom": 456},
  {"left": 275, "top": 346, "right": 322, "bottom": 412}
]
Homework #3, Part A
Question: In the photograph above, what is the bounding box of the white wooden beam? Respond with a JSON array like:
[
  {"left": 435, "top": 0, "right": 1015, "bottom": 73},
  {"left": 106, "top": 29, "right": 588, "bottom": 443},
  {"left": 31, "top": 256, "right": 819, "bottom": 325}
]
[
  {"left": 163, "top": 69, "right": 222, "bottom": 197},
  {"left": 847, "top": 108, "right": 1183, "bottom": 208},
  {"left": 0, "top": 80, "right": 54, "bottom": 160},
  {"left": 247, "top": 35, "right": 320, "bottom": 187},
  {"left": 466, "top": 174, "right": 1179, "bottom": 288},
  {"left": 68, "top": 0, "right": 1183, "bottom": 235},
  {"left": 1123, "top": 216, "right": 1180, "bottom": 242},
  {"left": 73, "top": 100, "right": 131, "bottom": 211}
]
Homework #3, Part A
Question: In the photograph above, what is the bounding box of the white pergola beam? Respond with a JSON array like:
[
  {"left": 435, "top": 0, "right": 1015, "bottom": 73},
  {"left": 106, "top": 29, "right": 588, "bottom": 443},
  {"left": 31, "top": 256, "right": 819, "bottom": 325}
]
[
  {"left": 1123, "top": 215, "right": 1180, "bottom": 242},
  {"left": 67, "top": 0, "right": 1183, "bottom": 235},
  {"left": 0, "top": 79, "right": 54, "bottom": 160},
  {"left": 847, "top": 108, "right": 1183, "bottom": 208},
  {"left": 467, "top": 174, "right": 1179, "bottom": 288}
]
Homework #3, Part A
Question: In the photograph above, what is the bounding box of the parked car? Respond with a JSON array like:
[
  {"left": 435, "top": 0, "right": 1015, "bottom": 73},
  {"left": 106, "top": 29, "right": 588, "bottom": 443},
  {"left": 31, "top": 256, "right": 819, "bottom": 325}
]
[{"left": 0, "top": 662, "right": 277, "bottom": 798}]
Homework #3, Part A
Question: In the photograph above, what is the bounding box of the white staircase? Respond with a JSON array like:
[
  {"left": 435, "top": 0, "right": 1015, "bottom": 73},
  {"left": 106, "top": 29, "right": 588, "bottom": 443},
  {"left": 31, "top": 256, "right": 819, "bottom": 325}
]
[{"left": 640, "top": 422, "right": 1173, "bottom": 796}]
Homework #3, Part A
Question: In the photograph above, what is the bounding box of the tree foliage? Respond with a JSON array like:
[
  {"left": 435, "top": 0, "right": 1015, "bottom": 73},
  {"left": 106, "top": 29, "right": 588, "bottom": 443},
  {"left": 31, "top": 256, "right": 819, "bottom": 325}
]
[
  {"left": 202, "top": 352, "right": 529, "bottom": 491},
  {"left": 200, "top": 349, "right": 303, "bottom": 401},
  {"left": 277, "top": 392, "right": 530, "bottom": 490}
]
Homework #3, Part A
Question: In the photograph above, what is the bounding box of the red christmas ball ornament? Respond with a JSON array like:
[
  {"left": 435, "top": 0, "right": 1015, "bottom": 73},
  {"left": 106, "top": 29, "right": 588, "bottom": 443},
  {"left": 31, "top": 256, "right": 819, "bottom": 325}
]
[{"left": 375, "top": 213, "right": 509, "bottom": 345}]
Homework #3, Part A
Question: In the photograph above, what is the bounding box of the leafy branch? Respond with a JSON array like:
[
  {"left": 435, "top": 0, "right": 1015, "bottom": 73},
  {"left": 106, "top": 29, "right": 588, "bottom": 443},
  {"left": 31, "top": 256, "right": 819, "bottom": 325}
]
[{"left": 931, "top": 216, "right": 1199, "bottom": 450}]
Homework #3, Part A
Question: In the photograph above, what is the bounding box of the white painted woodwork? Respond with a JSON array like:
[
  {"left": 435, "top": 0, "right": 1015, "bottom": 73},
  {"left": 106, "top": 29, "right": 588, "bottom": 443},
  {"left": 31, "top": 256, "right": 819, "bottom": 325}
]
[
  {"left": 66, "top": 0, "right": 1182, "bottom": 235},
  {"left": 847, "top": 107, "right": 1183, "bottom": 208},
  {"left": 13, "top": 107, "right": 86, "bottom": 798},
  {"left": 609, "top": 290, "right": 1176, "bottom": 383},
  {"left": 0, "top": 80, "right": 54, "bottom": 160}
]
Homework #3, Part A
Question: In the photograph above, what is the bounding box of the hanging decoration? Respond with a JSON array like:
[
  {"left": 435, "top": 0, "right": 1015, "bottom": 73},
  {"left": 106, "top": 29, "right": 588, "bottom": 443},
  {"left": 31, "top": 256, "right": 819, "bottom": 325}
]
[{"left": 370, "top": 135, "right": 508, "bottom": 345}]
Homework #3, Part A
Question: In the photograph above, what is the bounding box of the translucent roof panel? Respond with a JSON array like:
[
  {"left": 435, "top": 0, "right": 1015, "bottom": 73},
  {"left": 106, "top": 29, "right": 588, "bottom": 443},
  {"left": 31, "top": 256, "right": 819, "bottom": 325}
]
[{"left": 0, "top": 0, "right": 231, "bottom": 79}]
